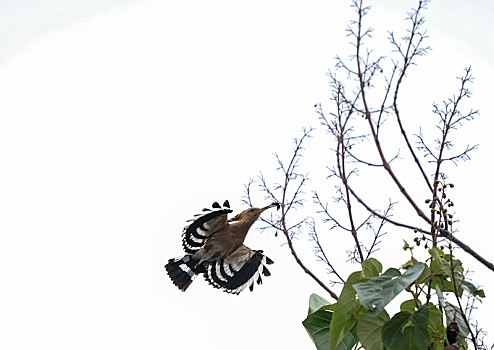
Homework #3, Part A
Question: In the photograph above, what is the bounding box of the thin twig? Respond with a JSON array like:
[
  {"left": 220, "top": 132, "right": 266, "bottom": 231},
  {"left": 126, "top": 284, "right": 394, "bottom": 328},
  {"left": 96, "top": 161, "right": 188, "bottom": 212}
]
[
  {"left": 279, "top": 130, "right": 339, "bottom": 299},
  {"left": 390, "top": 0, "right": 433, "bottom": 192},
  {"left": 353, "top": 0, "right": 431, "bottom": 224}
]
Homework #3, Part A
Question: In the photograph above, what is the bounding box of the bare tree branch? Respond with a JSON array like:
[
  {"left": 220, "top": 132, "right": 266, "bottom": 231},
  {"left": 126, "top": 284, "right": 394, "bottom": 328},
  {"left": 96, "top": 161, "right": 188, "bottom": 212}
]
[
  {"left": 353, "top": 0, "right": 431, "bottom": 224},
  {"left": 390, "top": 0, "right": 433, "bottom": 192}
]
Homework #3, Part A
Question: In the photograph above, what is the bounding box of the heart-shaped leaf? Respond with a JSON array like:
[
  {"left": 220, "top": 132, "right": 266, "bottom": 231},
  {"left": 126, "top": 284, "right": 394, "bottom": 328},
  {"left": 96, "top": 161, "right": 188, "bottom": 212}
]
[
  {"left": 382, "top": 306, "right": 430, "bottom": 350},
  {"left": 353, "top": 263, "right": 425, "bottom": 314},
  {"left": 356, "top": 310, "right": 390, "bottom": 350}
]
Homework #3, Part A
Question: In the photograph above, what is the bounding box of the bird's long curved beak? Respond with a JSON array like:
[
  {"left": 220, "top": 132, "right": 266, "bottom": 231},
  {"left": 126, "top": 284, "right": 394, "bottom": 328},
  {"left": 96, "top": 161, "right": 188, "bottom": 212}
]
[{"left": 261, "top": 202, "right": 281, "bottom": 212}]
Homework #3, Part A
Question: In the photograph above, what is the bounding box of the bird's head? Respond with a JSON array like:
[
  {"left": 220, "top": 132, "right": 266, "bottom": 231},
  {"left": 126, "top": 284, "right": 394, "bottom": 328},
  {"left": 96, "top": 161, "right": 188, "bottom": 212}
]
[{"left": 229, "top": 202, "right": 280, "bottom": 224}]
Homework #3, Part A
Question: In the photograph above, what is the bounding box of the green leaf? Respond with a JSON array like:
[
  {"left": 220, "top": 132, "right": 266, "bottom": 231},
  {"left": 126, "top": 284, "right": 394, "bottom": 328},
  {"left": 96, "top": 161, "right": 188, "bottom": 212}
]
[
  {"left": 382, "top": 306, "right": 431, "bottom": 350},
  {"left": 302, "top": 301, "right": 357, "bottom": 350},
  {"left": 330, "top": 271, "right": 364, "bottom": 350},
  {"left": 402, "top": 257, "right": 419, "bottom": 269},
  {"left": 309, "top": 293, "right": 332, "bottom": 314},
  {"left": 336, "top": 325, "right": 358, "bottom": 350},
  {"left": 402, "top": 240, "right": 411, "bottom": 251},
  {"left": 400, "top": 299, "right": 417, "bottom": 314},
  {"left": 356, "top": 310, "right": 390, "bottom": 350},
  {"left": 444, "top": 254, "right": 463, "bottom": 272},
  {"left": 362, "top": 258, "right": 383, "bottom": 279},
  {"left": 428, "top": 305, "right": 445, "bottom": 350},
  {"left": 460, "top": 280, "right": 485, "bottom": 298},
  {"left": 353, "top": 263, "right": 425, "bottom": 314},
  {"left": 414, "top": 265, "right": 431, "bottom": 285},
  {"left": 428, "top": 247, "right": 444, "bottom": 261},
  {"left": 430, "top": 277, "right": 454, "bottom": 294},
  {"left": 435, "top": 286, "right": 469, "bottom": 339},
  {"left": 303, "top": 308, "right": 333, "bottom": 350},
  {"left": 429, "top": 258, "right": 443, "bottom": 274}
]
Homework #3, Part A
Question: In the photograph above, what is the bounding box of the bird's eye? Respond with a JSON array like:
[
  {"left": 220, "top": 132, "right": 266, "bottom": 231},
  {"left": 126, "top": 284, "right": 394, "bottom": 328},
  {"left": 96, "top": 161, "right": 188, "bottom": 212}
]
[{"left": 249, "top": 209, "right": 255, "bottom": 213}]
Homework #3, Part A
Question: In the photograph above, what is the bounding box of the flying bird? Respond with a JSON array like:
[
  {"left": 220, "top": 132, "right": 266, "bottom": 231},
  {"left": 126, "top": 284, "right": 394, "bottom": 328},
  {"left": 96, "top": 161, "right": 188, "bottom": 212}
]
[{"left": 165, "top": 200, "right": 279, "bottom": 294}]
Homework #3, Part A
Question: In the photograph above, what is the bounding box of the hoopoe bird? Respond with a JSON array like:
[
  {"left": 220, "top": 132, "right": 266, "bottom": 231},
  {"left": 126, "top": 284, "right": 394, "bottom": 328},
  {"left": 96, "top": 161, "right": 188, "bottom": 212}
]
[{"left": 165, "top": 200, "right": 279, "bottom": 294}]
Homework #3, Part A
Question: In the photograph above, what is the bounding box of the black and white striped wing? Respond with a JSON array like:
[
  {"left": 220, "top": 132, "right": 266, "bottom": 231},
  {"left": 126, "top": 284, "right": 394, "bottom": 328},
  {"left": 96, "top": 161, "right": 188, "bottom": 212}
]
[
  {"left": 182, "top": 201, "right": 232, "bottom": 254},
  {"left": 204, "top": 245, "right": 274, "bottom": 294}
]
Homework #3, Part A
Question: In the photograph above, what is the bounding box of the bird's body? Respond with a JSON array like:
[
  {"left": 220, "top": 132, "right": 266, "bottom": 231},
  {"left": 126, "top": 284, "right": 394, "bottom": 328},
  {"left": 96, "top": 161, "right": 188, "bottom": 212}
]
[
  {"left": 194, "top": 218, "right": 253, "bottom": 262},
  {"left": 165, "top": 200, "right": 278, "bottom": 294}
]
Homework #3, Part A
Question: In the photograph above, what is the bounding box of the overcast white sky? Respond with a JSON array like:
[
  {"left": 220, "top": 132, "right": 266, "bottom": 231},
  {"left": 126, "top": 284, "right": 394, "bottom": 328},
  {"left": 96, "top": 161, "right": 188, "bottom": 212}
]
[{"left": 0, "top": 0, "right": 493, "bottom": 349}]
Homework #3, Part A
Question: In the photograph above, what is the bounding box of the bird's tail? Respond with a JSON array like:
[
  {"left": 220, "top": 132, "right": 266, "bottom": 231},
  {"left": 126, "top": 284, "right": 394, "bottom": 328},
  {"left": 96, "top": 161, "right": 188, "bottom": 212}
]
[{"left": 165, "top": 255, "right": 206, "bottom": 291}]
